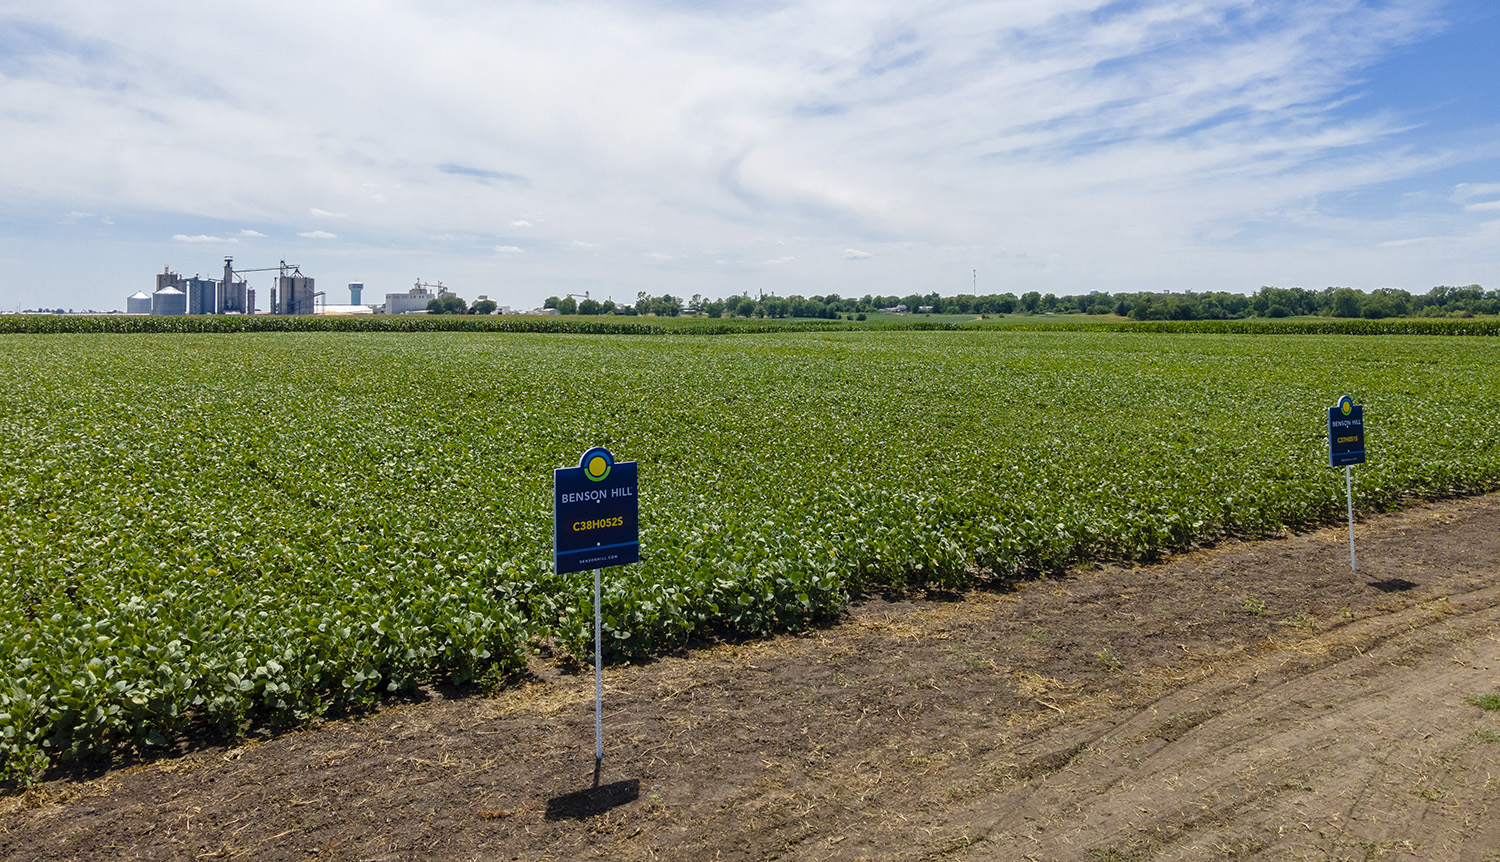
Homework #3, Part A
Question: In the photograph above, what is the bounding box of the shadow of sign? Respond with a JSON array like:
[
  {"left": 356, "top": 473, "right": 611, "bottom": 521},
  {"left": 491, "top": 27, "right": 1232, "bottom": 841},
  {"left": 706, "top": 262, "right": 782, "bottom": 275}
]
[
  {"left": 544, "top": 778, "right": 640, "bottom": 821},
  {"left": 1368, "top": 578, "right": 1419, "bottom": 593}
]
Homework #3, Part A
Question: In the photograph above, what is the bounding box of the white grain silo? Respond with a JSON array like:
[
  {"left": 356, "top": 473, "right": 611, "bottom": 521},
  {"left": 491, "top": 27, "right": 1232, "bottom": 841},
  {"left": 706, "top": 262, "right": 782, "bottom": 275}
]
[
  {"left": 152, "top": 285, "right": 187, "bottom": 315},
  {"left": 126, "top": 291, "right": 152, "bottom": 314}
]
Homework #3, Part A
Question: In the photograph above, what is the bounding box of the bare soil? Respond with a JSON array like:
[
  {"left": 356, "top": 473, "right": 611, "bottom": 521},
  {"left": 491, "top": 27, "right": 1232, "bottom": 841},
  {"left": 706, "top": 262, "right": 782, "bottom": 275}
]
[{"left": 4, "top": 495, "right": 1500, "bottom": 862}]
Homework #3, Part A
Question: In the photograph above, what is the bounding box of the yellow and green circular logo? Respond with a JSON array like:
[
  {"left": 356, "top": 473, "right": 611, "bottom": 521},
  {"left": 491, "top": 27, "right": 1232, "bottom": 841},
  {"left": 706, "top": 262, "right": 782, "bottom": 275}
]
[
  {"left": 581, "top": 447, "right": 613, "bottom": 482},
  {"left": 586, "top": 455, "right": 609, "bottom": 479},
  {"left": 1339, "top": 396, "right": 1354, "bottom": 416}
]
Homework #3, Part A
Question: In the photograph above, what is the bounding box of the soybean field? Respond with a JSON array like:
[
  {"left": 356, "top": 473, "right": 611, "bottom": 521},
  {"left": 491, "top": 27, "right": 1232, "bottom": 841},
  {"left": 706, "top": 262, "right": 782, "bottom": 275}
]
[{"left": 2, "top": 329, "right": 1498, "bottom": 780}]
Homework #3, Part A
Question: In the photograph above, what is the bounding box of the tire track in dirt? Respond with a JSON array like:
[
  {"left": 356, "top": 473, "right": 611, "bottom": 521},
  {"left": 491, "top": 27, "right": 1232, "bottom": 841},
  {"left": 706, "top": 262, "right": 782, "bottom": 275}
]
[{"left": 949, "top": 586, "right": 1500, "bottom": 861}]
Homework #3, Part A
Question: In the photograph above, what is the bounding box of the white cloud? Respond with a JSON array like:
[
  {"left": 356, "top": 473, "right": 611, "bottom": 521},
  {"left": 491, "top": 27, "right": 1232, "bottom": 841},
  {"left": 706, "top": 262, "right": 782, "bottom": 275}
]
[
  {"left": 298, "top": 230, "right": 337, "bottom": 239},
  {"left": 1454, "top": 183, "right": 1500, "bottom": 200},
  {"left": 1465, "top": 201, "right": 1500, "bottom": 212},
  {"left": 62, "top": 211, "right": 111, "bottom": 225},
  {"left": 2, "top": 0, "right": 1494, "bottom": 309},
  {"left": 494, "top": 245, "right": 524, "bottom": 254},
  {"left": 764, "top": 256, "right": 795, "bottom": 265},
  {"left": 238, "top": 229, "right": 267, "bottom": 237},
  {"left": 174, "top": 234, "right": 236, "bottom": 243}
]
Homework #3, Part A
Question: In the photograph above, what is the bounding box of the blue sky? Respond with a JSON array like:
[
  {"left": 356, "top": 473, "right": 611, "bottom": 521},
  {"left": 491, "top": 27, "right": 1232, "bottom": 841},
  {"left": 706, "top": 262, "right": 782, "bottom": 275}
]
[{"left": 0, "top": 0, "right": 1496, "bottom": 311}]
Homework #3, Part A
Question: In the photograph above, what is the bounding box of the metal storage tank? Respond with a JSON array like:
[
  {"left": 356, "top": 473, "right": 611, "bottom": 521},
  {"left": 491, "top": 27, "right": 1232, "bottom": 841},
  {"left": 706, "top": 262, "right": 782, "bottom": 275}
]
[
  {"left": 126, "top": 291, "right": 152, "bottom": 314},
  {"left": 185, "top": 276, "right": 216, "bottom": 315},
  {"left": 152, "top": 286, "right": 186, "bottom": 315}
]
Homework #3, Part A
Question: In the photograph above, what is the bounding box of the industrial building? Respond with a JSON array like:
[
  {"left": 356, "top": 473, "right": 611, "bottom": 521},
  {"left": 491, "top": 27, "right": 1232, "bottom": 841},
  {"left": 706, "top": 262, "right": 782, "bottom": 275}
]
[
  {"left": 131, "top": 263, "right": 463, "bottom": 315},
  {"left": 310, "top": 283, "right": 374, "bottom": 315},
  {"left": 384, "top": 280, "right": 451, "bottom": 314},
  {"left": 217, "top": 258, "right": 254, "bottom": 315},
  {"left": 185, "top": 275, "right": 216, "bottom": 315},
  {"left": 273, "top": 271, "right": 316, "bottom": 315},
  {"left": 130, "top": 259, "right": 320, "bottom": 315}
]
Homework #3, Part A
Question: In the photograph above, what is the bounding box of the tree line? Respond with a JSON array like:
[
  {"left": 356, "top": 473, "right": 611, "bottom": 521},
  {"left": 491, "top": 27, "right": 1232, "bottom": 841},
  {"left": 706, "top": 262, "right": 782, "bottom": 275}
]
[{"left": 530, "top": 284, "right": 1496, "bottom": 320}]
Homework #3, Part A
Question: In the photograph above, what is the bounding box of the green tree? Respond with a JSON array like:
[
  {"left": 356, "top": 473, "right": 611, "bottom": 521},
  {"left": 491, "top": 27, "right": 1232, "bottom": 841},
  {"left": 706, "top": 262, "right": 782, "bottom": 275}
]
[
  {"left": 1331, "top": 288, "right": 1362, "bottom": 318},
  {"left": 578, "top": 298, "right": 602, "bottom": 315},
  {"left": 1256, "top": 286, "right": 1313, "bottom": 317},
  {"left": 469, "top": 299, "right": 497, "bottom": 315},
  {"left": 556, "top": 297, "right": 578, "bottom": 314},
  {"left": 1361, "top": 294, "right": 1395, "bottom": 319},
  {"left": 725, "top": 295, "right": 751, "bottom": 317},
  {"left": 427, "top": 294, "right": 467, "bottom": 314},
  {"left": 1373, "top": 288, "right": 1411, "bottom": 316}
]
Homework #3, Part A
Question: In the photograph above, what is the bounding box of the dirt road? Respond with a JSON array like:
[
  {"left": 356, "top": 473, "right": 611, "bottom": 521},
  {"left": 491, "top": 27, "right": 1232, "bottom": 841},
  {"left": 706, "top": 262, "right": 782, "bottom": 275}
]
[{"left": 4, "top": 495, "right": 1499, "bottom": 861}]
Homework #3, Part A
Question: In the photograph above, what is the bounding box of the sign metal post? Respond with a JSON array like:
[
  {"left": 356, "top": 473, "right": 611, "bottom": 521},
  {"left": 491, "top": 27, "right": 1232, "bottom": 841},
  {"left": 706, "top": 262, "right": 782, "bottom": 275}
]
[
  {"left": 594, "top": 565, "right": 602, "bottom": 761},
  {"left": 1345, "top": 465, "right": 1355, "bottom": 571},
  {"left": 1328, "top": 396, "right": 1365, "bottom": 572},
  {"left": 554, "top": 447, "right": 639, "bottom": 768}
]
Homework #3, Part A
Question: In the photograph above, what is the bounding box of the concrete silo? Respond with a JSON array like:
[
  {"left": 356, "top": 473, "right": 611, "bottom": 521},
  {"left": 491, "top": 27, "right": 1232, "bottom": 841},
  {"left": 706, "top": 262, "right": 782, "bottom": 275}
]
[
  {"left": 276, "top": 273, "right": 316, "bottom": 314},
  {"left": 156, "top": 266, "right": 183, "bottom": 292}
]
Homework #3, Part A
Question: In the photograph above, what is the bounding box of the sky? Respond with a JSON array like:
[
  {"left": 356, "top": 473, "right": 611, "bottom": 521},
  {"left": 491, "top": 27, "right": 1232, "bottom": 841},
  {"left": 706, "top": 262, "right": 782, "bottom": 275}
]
[{"left": 1, "top": 0, "right": 1497, "bottom": 312}]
